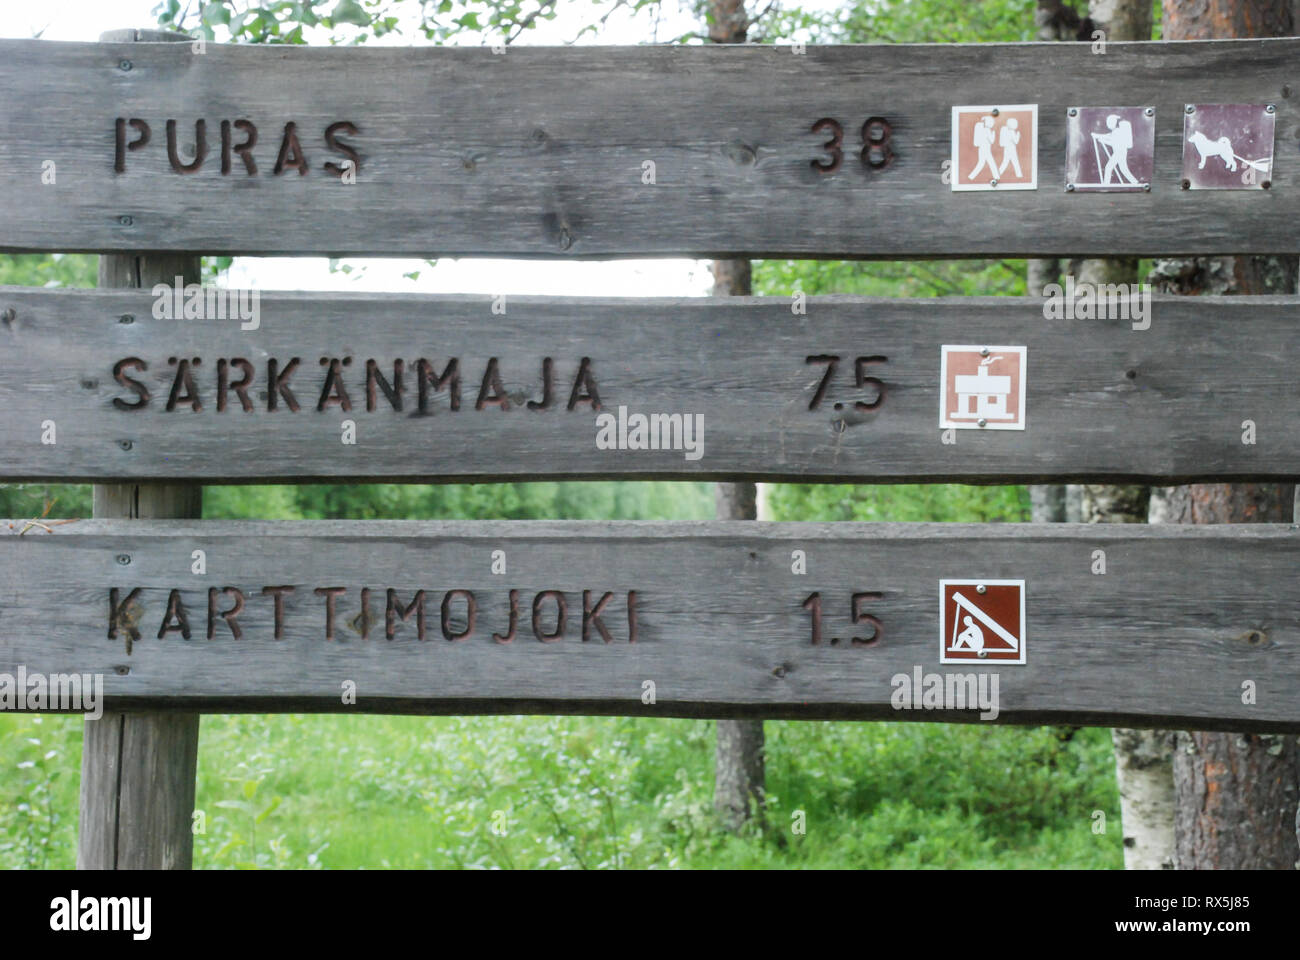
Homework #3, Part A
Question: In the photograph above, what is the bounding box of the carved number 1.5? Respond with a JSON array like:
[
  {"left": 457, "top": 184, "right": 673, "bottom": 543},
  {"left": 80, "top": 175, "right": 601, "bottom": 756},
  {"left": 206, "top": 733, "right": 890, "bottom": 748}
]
[{"left": 802, "top": 592, "right": 883, "bottom": 646}]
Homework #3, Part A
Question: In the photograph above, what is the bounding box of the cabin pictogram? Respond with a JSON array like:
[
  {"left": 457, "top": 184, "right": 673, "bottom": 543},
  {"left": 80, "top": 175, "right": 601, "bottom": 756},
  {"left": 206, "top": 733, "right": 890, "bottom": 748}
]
[{"left": 940, "top": 345, "right": 1026, "bottom": 431}]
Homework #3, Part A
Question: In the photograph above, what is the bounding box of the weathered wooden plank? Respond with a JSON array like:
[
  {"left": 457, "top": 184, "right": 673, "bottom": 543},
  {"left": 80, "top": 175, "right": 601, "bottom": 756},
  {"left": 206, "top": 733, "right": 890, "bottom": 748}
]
[
  {"left": 1, "top": 520, "right": 1296, "bottom": 731},
  {"left": 1, "top": 287, "right": 1297, "bottom": 483},
  {"left": 2, "top": 37, "right": 1298, "bottom": 258}
]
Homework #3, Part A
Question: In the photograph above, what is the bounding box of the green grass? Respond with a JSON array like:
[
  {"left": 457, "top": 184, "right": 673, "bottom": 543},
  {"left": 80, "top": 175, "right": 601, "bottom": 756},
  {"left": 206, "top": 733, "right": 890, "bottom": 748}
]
[{"left": 1, "top": 711, "right": 1122, "bottom": 869}]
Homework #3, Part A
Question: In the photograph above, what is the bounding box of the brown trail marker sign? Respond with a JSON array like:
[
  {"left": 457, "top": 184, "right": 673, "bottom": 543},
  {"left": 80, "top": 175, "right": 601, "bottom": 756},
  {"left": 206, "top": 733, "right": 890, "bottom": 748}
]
[
  {"left": 2, "top": 520, "right": 1298, "bottom": 731},
  {"left": 4, "top": 288, "right": 1300, "bottom": 484},
  {"left": 1, "top": 36, "right": 1299, "bottom": 259}
]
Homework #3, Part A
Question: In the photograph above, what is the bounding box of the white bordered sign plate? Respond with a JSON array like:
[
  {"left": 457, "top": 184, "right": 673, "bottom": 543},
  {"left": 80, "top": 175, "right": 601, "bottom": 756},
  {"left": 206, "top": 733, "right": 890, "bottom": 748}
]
[
  {"left": 940, "top": 579, "right": 1027, "bottom": 665},
  {"left": 951, "top": 104, "right": 1038, "bottom": 191},
  {"left": 939, "top": 345, "right": 1027, "bottom": 431}
]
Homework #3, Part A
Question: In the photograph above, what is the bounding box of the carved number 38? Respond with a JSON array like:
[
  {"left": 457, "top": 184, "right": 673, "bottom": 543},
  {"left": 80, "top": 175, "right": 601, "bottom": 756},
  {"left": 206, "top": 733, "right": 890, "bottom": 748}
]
[{"left": 811, "top": 117, "right": 894, "bottom": 174}]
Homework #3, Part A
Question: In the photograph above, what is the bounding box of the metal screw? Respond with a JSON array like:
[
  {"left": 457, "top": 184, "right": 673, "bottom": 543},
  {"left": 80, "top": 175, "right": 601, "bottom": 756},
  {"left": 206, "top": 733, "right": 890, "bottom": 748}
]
[
  {"left": 118, "top": 440, "right": 133, "bottom": 450},
  {"left": 118, "top": 59, "right": 132, "bottom": 71},
  {"left": 980, "top": 347, "right": 990, "bottom": 357},
  {"left": 116, "top": 554, "right": 131, "bottom": 565},
  {"left": 1181, "top": 179, "right": 1191, "bottom": 190},
  {"left": 991, "top": 108, "right": 1000, "bottom": 117},
  {"left": 976, "top": 584, "right": 987, "bottom": 594},
  {"left": 1065, "top": 183, "right": 1076, "bottom": 192},
  {"left": 977, "top": 418, "right": 988, "bottom": 428},
  {"left": 977, "top": 650, "right": 988, "bottom": 658},
  {"left": 557, "top": 227, "right": 573, "bottom": 250},
  {"left": 118, "top": 314, "right": 134, "bottom": 324},
  {"left": 1142, "top": 183, "right": 1151, "bottom": 192},
  {"left": 1266, "top": 103, "right": 1276, "bottom": 114},
  {"left": 1144, "top": 107, "right": 1154, "bottom": 117},
  {"left": 1185, "top": 105, "right": 1195, "bottom": 115},
  {"left": 989, "top": 179, "right": 998, "bottom": 188},
  {"left": 1067, "top": 107, "right": 1077, "bottom": 117},
  {"left": 118, "top": 215, "right": 133, "bottom": 227}
]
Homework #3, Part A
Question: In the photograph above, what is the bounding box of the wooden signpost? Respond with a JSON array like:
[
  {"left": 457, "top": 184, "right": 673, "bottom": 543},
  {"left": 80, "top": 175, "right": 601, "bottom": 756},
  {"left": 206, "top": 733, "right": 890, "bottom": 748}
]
[
  {"left": 0, "top": 36, "right": 1297, "bottom": 258},
  {"left": 2, "top": 520, "right": 1297, "bottom": 731},
  {"left": 3, "top": 287, "right": 1299, "bottom": 483},
  {"left": 0, "top": 32, "right": 1298, "bottom": 869}
]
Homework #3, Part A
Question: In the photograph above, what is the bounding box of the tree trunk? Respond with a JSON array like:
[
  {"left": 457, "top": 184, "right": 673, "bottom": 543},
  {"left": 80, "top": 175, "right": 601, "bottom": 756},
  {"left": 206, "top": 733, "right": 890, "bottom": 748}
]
[
  {"left": 707, "top": 0, "right": 764, "bottom": 833},
  {"left": 711, "top": 262, "right": 764, "bottom": 830},
  {"left": 1089, "top": 0, "right": 1152, "bottom": 39},
  {"left": 1074, "top": 259, "right": 1174, "bottom": 871},
  {"left": 1158, "top": 0, "right": 1300, "bottom": 872}
]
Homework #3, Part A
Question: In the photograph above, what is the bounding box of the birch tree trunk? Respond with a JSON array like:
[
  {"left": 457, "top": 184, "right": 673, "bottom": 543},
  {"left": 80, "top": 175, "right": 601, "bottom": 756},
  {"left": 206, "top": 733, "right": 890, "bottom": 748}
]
[{"left": 1039, "top": 1, "right": 1172, "bottom": 869}]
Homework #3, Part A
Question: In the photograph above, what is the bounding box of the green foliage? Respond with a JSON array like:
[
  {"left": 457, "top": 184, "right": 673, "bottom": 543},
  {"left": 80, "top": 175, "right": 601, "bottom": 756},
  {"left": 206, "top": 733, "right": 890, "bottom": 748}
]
[
  {"left": 837, "top": 0, "right": 1035, "bottom": 44},
  {"left": 0, "top": 713, "right": 1120, "bottom": 869},
  {"left": 0, "top": 254, "right": 96, "bottom": 289},
  {"left": 204, "top": 485, "right": 306, "bottom": 520},
  {"left": 0, "top": 486, "right": 92, "bottom": 521},
  {"left": 768, "top": 482, "right": 1030, "bottom": 523},
  {"left": 0, "top": 716, "right": 79, "bottom": 870},
  {"left": 203, "top": 481, "right": 712, "bottom": 521},
  {"left": 755, "top": 258, "right": 1026, "bottom": 298},
  {"left": 156, "top": 0, "right": 634, "bottom": 45}
]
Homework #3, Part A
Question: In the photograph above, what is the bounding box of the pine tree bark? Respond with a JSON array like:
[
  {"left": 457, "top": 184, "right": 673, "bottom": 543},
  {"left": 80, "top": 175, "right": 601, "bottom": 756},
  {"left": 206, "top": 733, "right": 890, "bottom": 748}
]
[{"left": 1158, "top": 0, "right": 1300, "bottom": 873}]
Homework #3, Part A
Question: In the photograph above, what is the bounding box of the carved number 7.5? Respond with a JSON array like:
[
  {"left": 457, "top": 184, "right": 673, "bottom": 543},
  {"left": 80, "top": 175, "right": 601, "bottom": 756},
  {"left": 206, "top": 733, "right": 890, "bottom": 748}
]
[{"left": 806, "top": 355, "right": 886, "bottom": 411}]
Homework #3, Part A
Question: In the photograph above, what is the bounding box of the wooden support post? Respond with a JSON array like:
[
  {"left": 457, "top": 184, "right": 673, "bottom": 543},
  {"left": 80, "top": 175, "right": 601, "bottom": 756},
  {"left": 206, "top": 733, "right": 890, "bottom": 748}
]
[
  {"left": 710, "top": 253, "right": 766, "bottom": 830},
  {"left": 78, "top": 28, "right": 202, "bottom": 870}
]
